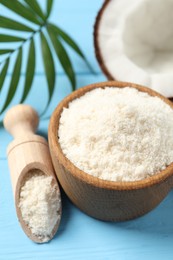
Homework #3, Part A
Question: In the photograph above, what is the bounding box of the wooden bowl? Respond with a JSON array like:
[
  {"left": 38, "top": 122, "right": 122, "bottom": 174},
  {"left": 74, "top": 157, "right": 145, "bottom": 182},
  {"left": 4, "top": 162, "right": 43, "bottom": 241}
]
[{"left": 48, "top": 81, "right": 173, "bottom": 221}]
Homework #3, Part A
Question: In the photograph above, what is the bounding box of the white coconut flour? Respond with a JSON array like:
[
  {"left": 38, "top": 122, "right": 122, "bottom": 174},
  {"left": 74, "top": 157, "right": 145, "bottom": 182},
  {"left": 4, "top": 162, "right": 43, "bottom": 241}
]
[
  {"left": 58, "top": 87, "right": 173, "bottom": 182},
  {"left": 19, "top": 171, "right": 61, "bottom": 242}
]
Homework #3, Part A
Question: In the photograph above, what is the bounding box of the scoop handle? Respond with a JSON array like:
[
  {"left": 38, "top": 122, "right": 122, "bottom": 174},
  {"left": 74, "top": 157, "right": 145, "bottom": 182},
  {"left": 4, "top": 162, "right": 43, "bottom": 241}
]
[{"left": 3, "top": 104, "right": 39, "bottom": 138}]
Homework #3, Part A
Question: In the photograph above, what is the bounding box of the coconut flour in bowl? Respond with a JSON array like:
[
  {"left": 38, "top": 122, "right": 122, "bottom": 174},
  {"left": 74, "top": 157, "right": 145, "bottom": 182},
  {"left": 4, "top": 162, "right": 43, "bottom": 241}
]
[{"left": 58, "top": 87, "right": 173, "bottom": 182}]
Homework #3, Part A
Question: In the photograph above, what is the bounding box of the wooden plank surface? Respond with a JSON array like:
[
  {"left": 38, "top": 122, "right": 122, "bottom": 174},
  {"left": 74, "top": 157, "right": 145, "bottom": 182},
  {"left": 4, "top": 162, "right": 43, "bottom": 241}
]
[{"left": 1, "top": 0, "right": 173, "bottom": 259}]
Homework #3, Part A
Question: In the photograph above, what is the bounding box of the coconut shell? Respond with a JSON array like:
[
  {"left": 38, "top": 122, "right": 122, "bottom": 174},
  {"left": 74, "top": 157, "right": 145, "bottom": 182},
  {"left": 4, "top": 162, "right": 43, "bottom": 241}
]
[{"left": 93, "top": 0, "right": 173, "bottom": 100}]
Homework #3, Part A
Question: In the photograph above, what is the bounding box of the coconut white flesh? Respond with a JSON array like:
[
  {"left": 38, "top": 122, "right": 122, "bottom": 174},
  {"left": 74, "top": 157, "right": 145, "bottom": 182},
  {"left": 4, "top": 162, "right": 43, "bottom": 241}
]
[{"left": 98, "top": 0, "right": 173, "bottom": 97}]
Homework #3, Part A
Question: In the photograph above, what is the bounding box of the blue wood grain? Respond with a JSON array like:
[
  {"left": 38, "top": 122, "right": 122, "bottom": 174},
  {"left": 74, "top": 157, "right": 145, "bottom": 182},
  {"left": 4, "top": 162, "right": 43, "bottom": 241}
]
[{"left": 1, "top": 0, "right": 173, "bottom": 259}]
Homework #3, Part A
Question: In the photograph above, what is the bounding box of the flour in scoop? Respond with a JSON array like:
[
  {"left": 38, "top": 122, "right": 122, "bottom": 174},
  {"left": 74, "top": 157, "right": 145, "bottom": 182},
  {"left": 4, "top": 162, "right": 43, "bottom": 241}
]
[
  {"left": 19, "top": 170, "right": 61, "bottom": 242},
  {"left": 58, "top": 87, "right": 173, "bottom": 181}
]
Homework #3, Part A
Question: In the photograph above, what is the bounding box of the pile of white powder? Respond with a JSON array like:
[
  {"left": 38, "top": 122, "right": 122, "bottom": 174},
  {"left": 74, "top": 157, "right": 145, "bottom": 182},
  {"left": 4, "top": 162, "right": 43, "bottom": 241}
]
[
  {"left": 19, "top": 171, "right": 61, "bottom": 242},
  {"left": 58, "top": 87, "right": 173, "bottom": 181}
]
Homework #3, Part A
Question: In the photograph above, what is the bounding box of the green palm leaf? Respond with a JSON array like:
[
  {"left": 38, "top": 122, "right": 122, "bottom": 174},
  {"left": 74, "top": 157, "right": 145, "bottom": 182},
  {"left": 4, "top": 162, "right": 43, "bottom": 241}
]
[
  {"left": 0, "top": 49, "right": 13, "bottom": 55},
  {"left": 49, "top": 23, "right": 86, "bottom": 59},
  {"left": 24, "top": 0, "right": 46, "bottom": 22},
  {"left": 40, "top": 31, "right": 55, "bottom": 107},
  {"left": 48, "top": 23, "right": 94, "bottom": 73},
  {"left": 1, "top": 0, "right": 42, "bottom": 25},
  {"left": 20, "top": 38, "right": 35, "bottom": 103},
  {"left": 0, "top": 59, "right": 9, "bottom": 92},
  {"left": 46, "top": 0, "right": 53, "bottom": 18},
  {"left": 0, "top": 0, "right": 93, "bottom": 122},
  {"left": 0, "top": 34, "right": 25, "bottom": 42},
  {"left": 0, "top": 16, "right": 34, "bottom": 32},
  {"left": 48, "top": 26, "right": 76, "bottom": 91},
  {"left": 1, "top": 48, "right": 22, "bottom": 114}
]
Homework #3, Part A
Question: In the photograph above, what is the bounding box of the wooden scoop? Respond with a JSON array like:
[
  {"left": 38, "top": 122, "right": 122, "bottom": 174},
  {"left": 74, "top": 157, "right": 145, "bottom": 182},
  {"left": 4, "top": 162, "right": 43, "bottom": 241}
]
[{"left": 3, "top": 104, "right": 62, "bottom": 243}]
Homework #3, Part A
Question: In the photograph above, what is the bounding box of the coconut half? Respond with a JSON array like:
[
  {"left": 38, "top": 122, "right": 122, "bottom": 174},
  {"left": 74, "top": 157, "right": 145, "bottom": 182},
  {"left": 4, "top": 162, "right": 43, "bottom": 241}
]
[{"left": 94, "top": 0, "right": 173, "bottom": 98}]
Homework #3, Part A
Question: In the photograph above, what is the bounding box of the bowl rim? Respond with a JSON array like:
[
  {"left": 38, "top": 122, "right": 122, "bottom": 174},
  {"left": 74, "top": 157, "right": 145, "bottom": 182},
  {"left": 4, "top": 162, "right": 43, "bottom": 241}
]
[{"left": 48, "top": 81, "right": 173, "bottom": 190}]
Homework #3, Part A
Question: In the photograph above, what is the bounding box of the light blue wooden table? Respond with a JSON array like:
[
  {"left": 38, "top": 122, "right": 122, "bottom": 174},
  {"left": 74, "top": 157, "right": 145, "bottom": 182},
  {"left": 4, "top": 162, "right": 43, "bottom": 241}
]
[{"left": 1, "top": 1, "right": 173, "bottom": 259}]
